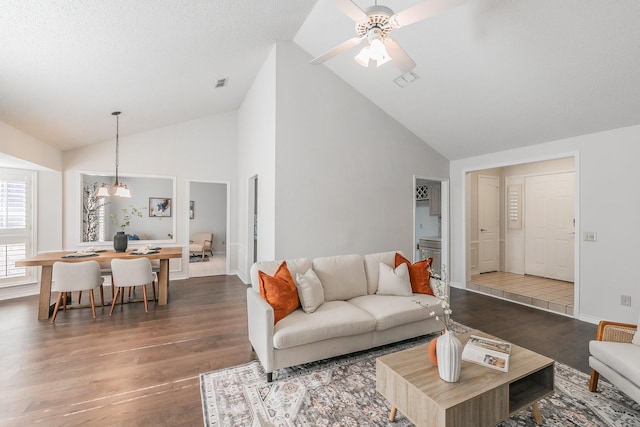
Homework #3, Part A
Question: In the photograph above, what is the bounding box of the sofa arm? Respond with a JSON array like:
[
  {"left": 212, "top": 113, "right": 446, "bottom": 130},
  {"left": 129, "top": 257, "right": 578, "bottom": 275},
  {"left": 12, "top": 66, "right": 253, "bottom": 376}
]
[
  {"left": 595, "top": 320, "right": 637, "bottom": 343},
  {"left": 246, "top": 288, "right": 275, "bottom": 375}
]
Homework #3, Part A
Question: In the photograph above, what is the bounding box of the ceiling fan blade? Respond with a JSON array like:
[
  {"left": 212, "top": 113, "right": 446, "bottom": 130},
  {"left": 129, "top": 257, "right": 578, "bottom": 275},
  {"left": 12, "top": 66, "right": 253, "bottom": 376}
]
[
  {"left": 392, "top": 0, "right": 467, "bottom": 28},
  {"left": 309, "top": 37, "right": 365, "bottom": 64},
  {"left": 331, "top": 0, "right": 367, "bottom": 22},
  {"left": 385, "top": 38, "right": 416, "bottom": 73}
]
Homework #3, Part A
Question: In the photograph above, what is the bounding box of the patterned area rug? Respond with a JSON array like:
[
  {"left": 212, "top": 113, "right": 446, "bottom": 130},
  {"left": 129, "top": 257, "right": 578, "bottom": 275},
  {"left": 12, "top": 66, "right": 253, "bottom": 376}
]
[
  {"left": 189, "top": 254, "right": 209, "bottom": 263},
  {"left": 200, "top": 322, "right": 640, "bottom": 426}
]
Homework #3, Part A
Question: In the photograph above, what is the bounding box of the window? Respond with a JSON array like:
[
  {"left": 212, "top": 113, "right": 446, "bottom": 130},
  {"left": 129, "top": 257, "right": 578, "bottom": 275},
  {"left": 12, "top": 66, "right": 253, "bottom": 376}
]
[{"left": 0, "top": 169, "right": 35, "bottom": 286}]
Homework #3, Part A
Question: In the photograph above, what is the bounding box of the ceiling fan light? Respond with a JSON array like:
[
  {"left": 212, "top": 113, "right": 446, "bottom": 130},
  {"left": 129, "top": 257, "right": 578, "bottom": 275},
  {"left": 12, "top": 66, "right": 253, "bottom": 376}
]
[
  {"left": 369, "top": 38, "right": 390, "bottom": 63},
  {"left": 375, "top": 53, "right": 392, "bottom": 67},
  {"left": 354, "top": 45, "right": 371, "bottom": 67}
]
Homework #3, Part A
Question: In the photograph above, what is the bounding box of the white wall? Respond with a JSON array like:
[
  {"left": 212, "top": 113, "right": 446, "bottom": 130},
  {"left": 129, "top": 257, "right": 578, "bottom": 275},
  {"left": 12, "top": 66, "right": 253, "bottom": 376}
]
[
  {"left": 0, "top": 122, "right": 63, "bottom": 254},
  {"left": 0, "top": 121, "right": 62, "bottom": 299},
  {"left": 237, "top": 46, "right": 277, "bottom": 281},
  {"left": 0, "top": 121, "right": 62, "bottom": 172},
  {"left": 63, "top": 112, "right": 239, "bottom": 279},
  {"left": 190, "top": 182, "right": 226, "bottom": 253},
  {"left": 273, "top": 42, "right": 449, "bottom": 259},
  {"left": 451, "top": 126, "right": 640, "bottom": 324}
]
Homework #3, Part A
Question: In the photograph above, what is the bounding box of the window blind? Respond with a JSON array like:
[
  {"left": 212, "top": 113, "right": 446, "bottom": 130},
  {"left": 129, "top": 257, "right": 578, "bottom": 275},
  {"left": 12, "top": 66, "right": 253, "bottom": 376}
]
[{"left": 0, "top": 170, "right": 34, "bottom": 284}]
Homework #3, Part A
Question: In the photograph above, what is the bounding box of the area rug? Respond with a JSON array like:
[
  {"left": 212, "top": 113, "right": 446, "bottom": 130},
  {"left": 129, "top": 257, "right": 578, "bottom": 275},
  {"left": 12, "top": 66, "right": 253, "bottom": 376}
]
[
  {"left": 189, "top": 254, "right": 210, "bottom": 263},
  {"left": 200, "top": 322, "right": 640, "bottom": 427}
]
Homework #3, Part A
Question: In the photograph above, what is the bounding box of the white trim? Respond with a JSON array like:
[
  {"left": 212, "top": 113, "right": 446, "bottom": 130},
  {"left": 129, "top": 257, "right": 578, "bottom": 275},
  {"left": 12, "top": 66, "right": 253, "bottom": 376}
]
[
  {"left": 412, "top": 175, "right": 449, "bottom": 274},
  {"left": 460, "top": 151, "right": 581, "bottom": 318},
  {"left": 186, "top": 179, "right": 231, "bottom": 278}
]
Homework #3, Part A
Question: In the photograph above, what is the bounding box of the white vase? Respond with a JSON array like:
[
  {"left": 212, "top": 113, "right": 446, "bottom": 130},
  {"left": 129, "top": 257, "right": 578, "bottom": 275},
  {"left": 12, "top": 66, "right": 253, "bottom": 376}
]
[{"left": 436, "top": 330, "right": 462, "bottom": 382}]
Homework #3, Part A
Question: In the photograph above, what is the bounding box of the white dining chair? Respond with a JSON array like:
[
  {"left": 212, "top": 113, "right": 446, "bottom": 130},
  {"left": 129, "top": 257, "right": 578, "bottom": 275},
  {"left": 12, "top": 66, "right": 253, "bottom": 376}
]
[
  {"left": 109, "top": 258, "right": 157, "bottom": 314},
  {"left": 51, "top": 261, "right": 104, "bottom": 323}
]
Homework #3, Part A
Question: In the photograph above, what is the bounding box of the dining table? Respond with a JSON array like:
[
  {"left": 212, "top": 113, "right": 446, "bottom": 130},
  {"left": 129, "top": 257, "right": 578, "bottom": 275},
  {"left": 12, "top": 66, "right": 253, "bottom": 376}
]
[{"left": 15, "top": 246, "right": 183, "bottom": 320}]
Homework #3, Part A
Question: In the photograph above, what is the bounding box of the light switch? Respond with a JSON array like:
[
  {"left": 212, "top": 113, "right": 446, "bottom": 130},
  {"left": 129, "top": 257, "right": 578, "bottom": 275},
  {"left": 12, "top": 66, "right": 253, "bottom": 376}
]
[{"left": 584, "top": 232, "right": 597, "bottom": 242}]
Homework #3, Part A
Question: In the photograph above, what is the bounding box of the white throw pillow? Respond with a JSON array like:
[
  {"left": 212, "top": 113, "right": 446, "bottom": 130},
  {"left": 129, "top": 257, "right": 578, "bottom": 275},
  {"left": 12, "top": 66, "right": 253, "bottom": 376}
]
[
  {"left": 376, "top": 262, "right": 412, "bottom": 297},
  {"left": 295, "top": 268, "right": 325, "bottom": 313},
  {"left": 633, "top": 313, "right": 640, "bottom": 346}
]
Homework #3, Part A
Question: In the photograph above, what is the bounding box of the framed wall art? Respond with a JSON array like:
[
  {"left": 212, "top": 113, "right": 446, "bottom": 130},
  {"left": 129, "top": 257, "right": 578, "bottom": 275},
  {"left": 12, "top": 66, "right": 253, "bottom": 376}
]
[{"left": 149, "top": 197, "right": 171, "bottom": 217}]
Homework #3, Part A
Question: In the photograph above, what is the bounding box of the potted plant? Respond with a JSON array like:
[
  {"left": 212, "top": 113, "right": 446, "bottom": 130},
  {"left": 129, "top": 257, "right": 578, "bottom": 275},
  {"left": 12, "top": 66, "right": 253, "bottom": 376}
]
[{"left": 110, "top": 205, "right": 143, "bottom": 252}]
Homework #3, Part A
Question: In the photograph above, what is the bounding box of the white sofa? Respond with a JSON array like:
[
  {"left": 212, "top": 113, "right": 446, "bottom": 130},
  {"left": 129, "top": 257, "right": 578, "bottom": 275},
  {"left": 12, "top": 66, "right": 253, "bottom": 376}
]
[
  {"left": 589, "top": 316, "right": 640, "bottom": 403},
  {"left": 247, "top": 251, "right": 445, "bottom": 381}
]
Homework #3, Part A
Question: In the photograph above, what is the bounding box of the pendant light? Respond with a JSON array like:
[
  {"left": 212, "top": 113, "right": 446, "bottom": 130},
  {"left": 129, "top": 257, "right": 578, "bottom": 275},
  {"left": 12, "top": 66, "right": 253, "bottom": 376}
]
[{"left": 96, "top": 111, "right": 131, "bottom": 198}]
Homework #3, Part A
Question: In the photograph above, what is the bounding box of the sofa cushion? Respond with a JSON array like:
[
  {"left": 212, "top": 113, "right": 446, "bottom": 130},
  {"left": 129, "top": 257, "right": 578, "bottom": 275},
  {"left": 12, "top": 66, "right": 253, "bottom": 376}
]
[
  {"left": 295, "top": 268, "right": 325, "bottom": 313},
  {"left": 363, "top": 251, "right": 398, "bottom": 294},
  {"left": 312, "top": 254, "right": 367, "bottom": 301},
  {"left": 349, "top": 293, "right": 443, "bottom": 331},
  {"left": 258, "top": 261, "right": 300, "bottom": 325},
  {"left": 633, "top": 313, "right": 640, "bottom": 346},
  {"left": 250, "top": 258, "right": 312, "bottom": 293},
  {"left": 376, "top": 263, "right": 412, "bottom": 297},
  {"left": 590, "top": 340, "right": 640, "bottom": 386},
  {"left": 272, "top": 301, "right": 376, "bottom": 349},
  {"left": 396, "top": 253, "right": 434, "bottom": 295}
]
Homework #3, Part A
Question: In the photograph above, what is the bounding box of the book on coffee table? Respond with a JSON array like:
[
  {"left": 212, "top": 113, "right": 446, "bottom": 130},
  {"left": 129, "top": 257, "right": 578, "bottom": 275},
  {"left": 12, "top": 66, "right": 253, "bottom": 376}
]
[{"left": 462, "top": 335, "right": 512, "bottom": 372}]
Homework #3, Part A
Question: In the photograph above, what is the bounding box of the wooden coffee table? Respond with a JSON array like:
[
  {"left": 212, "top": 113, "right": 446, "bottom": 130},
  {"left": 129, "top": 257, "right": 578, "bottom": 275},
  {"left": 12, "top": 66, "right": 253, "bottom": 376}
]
[{"left": 376, "top": 330, "right": 554, "bottom": 427}]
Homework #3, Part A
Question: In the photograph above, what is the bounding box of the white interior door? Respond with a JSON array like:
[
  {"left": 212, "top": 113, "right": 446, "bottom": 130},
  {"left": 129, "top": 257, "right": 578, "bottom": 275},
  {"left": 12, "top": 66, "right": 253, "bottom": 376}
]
[
  {"left": 478, "top": 175, "right": 499, "bottom": 273},
  {"left": 525, "top": 173, "right": 575, "bottom": 282}
]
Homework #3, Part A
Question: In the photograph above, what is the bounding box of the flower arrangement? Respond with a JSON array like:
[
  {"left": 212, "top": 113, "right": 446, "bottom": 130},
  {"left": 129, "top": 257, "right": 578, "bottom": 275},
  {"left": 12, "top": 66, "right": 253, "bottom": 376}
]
[
  {"left": 110, "top": 205, "right": 143, "bottom": 232},
  {"left": 414, "top": 265, "right": 452, "bottom": 331}
]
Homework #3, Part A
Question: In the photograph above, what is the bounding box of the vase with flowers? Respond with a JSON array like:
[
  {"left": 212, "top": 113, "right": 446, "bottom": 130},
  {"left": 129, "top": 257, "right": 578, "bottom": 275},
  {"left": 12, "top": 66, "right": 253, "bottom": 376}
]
[
  {"left": 110, "top": 205, "right": 143, "bottom": 252},
  {"left": 414, "top": 265, "right": 461, "bottom": 382}
]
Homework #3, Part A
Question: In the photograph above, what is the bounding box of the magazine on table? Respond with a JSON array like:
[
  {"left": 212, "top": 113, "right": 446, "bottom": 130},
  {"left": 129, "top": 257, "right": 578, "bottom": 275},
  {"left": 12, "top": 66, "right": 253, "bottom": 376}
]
[{"left": 462, "top": 335, "right": 512, "bottom": 372}]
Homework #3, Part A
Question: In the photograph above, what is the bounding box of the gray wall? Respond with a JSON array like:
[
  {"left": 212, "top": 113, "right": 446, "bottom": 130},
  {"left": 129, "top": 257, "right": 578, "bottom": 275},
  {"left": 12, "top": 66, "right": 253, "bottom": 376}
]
[{"left": 190, "top": 182, "right": 226, "bottom": 253}]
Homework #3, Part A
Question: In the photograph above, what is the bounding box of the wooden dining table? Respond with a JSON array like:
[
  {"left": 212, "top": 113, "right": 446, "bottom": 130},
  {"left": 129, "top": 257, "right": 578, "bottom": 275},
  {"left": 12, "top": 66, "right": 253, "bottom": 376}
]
[{"left": 16, "top": 246, "right": 183, "bottom": 320}]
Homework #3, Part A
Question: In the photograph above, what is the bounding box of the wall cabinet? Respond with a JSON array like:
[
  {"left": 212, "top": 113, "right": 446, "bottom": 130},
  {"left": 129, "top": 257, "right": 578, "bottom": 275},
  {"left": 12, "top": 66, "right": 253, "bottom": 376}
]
[{"left": 429, "top": 184, "right": 441, "bottom": 216}]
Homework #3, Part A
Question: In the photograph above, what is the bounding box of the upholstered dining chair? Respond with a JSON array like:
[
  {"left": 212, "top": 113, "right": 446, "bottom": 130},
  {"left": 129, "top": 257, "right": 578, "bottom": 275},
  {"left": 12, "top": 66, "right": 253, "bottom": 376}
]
[
  {"left": 189, "top": 232, "right": 213, "bottom": 258},
  {"left": 51, "top": 261, "right": 104, "bottom": 323},
  {"left": 109, "top": 258, "right": 157, "bottom": 314}
]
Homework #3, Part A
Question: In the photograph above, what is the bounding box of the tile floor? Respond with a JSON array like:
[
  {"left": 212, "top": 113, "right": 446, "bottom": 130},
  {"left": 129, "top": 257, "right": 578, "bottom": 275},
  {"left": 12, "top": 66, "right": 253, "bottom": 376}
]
[
  {"left": 189, "top": 253, "right": 226, "bottom": 277},
  {"left": 468, "top": 271, "right": 574, "bottom": 316}
]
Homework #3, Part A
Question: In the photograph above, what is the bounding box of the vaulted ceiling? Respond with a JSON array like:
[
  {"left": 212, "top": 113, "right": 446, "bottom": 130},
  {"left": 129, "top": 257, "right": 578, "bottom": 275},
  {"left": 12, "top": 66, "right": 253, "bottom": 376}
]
[{"left": 2, "top": 0, "right": 640, "bottom": 160}]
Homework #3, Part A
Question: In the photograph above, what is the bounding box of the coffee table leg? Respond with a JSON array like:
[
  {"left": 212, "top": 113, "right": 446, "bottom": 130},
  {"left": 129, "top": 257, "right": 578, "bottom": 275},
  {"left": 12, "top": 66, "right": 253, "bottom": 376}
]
[
  {"left": 389, "top": 406, "right": 397, "bottom": 422},
  {"left": 532, "top": 402, "right": 542, "bottom": 425}
]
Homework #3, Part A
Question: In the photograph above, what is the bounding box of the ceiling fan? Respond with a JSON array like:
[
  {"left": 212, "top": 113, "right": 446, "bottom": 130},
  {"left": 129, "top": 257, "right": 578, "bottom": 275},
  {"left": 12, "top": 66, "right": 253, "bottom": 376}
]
[{"left": 310, "top": 0, "right": 466, "bottom": 72}]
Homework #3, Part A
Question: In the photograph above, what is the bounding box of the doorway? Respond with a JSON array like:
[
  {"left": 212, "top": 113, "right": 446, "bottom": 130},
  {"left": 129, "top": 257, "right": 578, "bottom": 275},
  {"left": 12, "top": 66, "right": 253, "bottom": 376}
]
[
  {"left": 466, "top": 157, "right": 577, "bottom": 316},
  {"left": 188, "top": 181, "right": 228, "bottom": 277},
  {"left": 248, "top": 175, "right": 258, "bottom": 267},
  {"left": 413, "top": 176, "right": 449, "bottom": 276}
]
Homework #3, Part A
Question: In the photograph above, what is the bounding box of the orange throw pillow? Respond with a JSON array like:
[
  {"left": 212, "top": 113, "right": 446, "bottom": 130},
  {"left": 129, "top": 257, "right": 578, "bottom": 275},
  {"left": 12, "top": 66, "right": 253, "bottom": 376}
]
[
  {"left": 258, "top": 261, "right": 300, "bottom": 324},
  {"left": 395, "top": 253, "right": 434, "bottom": 295}
]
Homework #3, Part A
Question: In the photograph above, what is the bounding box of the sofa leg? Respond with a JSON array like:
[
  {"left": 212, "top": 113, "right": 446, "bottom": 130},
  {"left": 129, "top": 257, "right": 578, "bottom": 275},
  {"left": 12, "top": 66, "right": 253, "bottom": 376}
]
[
  {"left": 266, "top": 372, "right": 273, "bottom": 383},
  {"left": 589, "top": 369, "right": 599, "bottom": 392}
]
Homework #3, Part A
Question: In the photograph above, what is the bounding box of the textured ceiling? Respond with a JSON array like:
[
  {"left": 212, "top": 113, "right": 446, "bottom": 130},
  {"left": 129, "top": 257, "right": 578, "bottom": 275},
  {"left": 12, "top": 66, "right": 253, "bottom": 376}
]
[
  {"left": 296, "top": 0, "right": 640, "bottom": 159},
  {"left": 2, "top": 1, "right": 640, "bottom": 160},
  {"left": 0, "top": 0, "right": 317, "bottom": 151}
]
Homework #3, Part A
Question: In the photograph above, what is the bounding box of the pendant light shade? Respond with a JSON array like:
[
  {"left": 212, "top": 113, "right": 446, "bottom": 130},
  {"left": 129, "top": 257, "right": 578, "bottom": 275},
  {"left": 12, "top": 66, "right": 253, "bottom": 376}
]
[{"left": 96, "top": 111, "right": 131, "bottom": 198}]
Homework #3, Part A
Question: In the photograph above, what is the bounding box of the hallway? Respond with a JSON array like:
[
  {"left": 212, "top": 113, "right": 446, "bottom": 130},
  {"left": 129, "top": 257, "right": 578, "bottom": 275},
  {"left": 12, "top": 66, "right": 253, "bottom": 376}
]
[{"left": 468, "top": 271, "right": 574, "bottom": 316}]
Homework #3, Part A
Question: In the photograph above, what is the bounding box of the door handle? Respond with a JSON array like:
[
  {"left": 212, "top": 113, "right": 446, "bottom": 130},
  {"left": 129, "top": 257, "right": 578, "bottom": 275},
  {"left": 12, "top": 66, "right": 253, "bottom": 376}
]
[{"left": 480, "top": 228, "right": 487, "bottom": 232}]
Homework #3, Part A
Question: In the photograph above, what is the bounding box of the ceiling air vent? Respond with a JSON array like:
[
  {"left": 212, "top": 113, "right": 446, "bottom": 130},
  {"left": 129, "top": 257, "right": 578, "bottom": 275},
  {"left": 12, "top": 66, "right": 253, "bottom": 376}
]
[
  {"left": 393, "top": 71, "right": 419, "bottom": 88},
  {"left": 215, "top": 78, "right": 227, "bottom": 88}
]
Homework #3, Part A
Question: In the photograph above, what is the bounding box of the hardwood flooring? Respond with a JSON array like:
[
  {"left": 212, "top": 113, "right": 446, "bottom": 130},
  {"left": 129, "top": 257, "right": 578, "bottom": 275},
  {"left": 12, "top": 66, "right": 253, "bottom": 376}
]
[{"left": 0, "top": 276, "right": 598, "bottom": 426}]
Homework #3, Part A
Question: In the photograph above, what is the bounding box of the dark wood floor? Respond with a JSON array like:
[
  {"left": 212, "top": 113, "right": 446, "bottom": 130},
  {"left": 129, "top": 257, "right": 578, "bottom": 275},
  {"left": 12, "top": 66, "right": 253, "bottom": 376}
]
[
  {"left": 450, "top": 287, "right": 597, "bottom": 374},
  {"left": 0, "top": 276, "right": 598, "bottom": 426}
]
